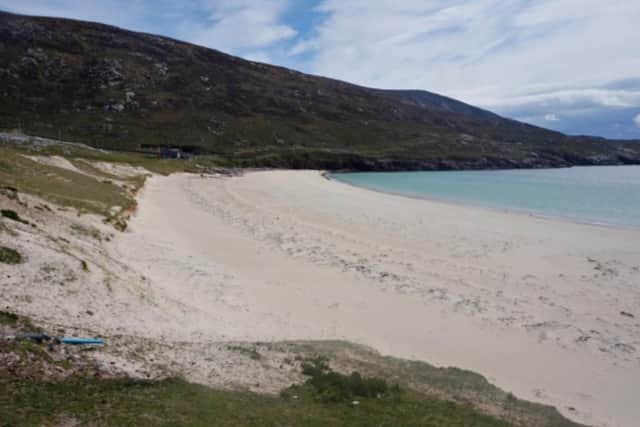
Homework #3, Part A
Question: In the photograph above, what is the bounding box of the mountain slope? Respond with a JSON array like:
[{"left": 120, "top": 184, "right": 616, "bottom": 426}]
[
  {"left": 376, "top": 89, "right": 501, "bottom": 121},
  {"left": 1, "top": 11, "right": 639, "bottom": 170}
]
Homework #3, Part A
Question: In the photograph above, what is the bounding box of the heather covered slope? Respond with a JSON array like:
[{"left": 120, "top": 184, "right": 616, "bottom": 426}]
[{"left": 1, "top": 11, "right": 639, "bottom": 170}]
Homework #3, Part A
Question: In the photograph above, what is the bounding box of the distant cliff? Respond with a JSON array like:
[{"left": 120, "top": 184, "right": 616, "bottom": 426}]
[{"left": 1, "top": 11, "right": 639, "bottom": 170}]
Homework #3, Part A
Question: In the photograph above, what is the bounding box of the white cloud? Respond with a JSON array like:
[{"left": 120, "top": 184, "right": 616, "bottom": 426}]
[
  {"left": 544, "top": 114, "right": 559, "bottom": 122},
  {"left": 0, "top": 0, "right": 297, "bottom": 58},
  {"left": 299, "top": 1, "right": 640, "bottom": 119},
  {"left": 0, "top": 0, "right": 148, "bottom": 29},
  {"left": 634, "top": 114, "right": 640, "bottom": 128},
  {"left": 476, "top": 87, "right": 640, "bottom": 111},
  {"left": 243, "top": 51, "right": 273, "bottom": 64},
  {"left": 180, "top": 0, "right": 297, "bottom": 54},
  {"left": 288, "top": 39, "right": 317, "bottom": 56}
]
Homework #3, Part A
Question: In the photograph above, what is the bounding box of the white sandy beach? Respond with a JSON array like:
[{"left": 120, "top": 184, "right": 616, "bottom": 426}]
[{"left": 104, "top": 170, "right": 639, "bottom": 427}]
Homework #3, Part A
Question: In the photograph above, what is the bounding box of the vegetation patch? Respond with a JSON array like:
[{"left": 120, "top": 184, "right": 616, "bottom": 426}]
[
  {"left": 286, "top": 356, "right": 395, "bottom": 404},
  {"left": 0, "top": 147, "right": 134, "bottom": 219},
  {"left": 70, "top": 223, "right": 102, "bottom": 241},
  {"left": 279, "top": 341, "right": 586, "bottom": 427},
  {"left": 14, "top": 340, "right": 53, "bottom": 362},
  {"left": 0, "top": 375, "right": 515, "bottom": 427},
  {"left": 0, "top": 245, "right": 22, "bottom": 264},
  {"left": 1, "top": 209, "right": 29, "bottom": 224},
  {"left": 0, "top": 333, "right": 512, "bottom": 426},
  {"left": 0, "top": 310, "right": 39, "bottom": 331},
  {"left": 0, "top": 310, "right": 19, "bottom": 326},
  {"left": 0, "top": 334, "right": 584, "bottom": 426}
]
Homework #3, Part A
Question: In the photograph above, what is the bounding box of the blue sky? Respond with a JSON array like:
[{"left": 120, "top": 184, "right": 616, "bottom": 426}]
[{"left": 2, "top": 0, "right": 640, "bottom": 139}]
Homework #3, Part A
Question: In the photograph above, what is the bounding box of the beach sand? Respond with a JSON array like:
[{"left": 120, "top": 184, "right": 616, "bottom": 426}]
[{"left": 108, "top": 170, "right": 640, "bottom": 427}]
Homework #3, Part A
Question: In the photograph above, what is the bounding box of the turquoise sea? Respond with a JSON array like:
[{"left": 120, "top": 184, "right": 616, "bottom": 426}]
[{"left": 333, "top": 166, "right": 640, "bottom": 228}]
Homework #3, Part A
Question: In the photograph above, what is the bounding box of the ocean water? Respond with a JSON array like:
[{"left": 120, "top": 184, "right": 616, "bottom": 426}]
[{"left": 333, "top": 166, "right": 640, "bottom": 228}]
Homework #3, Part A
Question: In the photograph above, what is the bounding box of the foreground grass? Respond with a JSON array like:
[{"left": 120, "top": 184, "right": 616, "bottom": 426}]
[
  {"left": 0, "top": 315, "right": 584, "bottom": 427},
  {"left": 0, "top": 312, "right": 515, "bottom": 426},
  {"left": 0, "top": 375, "right": 514, "bottom": 427}
]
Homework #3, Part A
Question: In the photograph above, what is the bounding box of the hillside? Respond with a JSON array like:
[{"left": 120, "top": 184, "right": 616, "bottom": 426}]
[{"left": 1, "top": 10, "right": 639, "bottom": 170}]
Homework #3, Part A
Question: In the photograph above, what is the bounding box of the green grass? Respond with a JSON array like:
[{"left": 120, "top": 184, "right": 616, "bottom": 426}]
[
  {"left": 0, "top": 146, "right": 134, "bottom": 217},
  {"left": 0, "top": 332, "right": 513, "bottom": 427},
  {"left": 0, "top": 375, "right": 515, "bottom": 427},
  {"left": 278, "top": 341, "right": 586, "bottom": 427},
  {"left": 0, "top": 325, "right": 582, "bottom": 427},
  {"left": 0, "top": 246, "right": 22, "bottom": 264}
]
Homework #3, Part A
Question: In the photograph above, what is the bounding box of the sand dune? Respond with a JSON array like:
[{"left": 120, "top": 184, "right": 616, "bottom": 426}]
[{"left": 112, "top": 170, "right": 640, "bottom": 427}]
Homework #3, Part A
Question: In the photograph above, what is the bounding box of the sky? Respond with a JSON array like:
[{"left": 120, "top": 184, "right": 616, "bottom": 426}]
[{"left": 2, "top": 1, "right": 640, "bottom": 139}]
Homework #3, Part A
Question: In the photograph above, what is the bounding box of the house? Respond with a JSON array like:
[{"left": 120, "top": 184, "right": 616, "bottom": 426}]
[{"left": 160, "top": 147, "right": 184, "bottom": 159}]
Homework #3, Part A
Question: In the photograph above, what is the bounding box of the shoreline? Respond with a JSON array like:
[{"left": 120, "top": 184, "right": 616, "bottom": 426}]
[
  {"left": 111, "top": 170, "right": 640, "bottom": 427},
  {"left": 328, "top": 167, "right": 640, "bottom": 231}
]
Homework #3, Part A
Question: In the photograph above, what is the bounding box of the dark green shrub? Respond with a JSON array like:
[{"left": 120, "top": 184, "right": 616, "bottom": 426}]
[
  {"left": 301, "top": 358, "right": 391, "bottom": 403},
  {"left": 0, "top": 246, "right": 23, "bottom": 264},
  {"left": 1, "top": 209, "right": 28, "bottom": 224}
]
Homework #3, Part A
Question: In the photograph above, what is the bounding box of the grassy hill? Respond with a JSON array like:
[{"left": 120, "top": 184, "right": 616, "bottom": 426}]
[{"left": 1, "top": 10, "right": 639, "bottom": 170}]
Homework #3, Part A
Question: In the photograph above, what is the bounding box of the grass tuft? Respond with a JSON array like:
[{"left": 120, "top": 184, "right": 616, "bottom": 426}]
[
  {"left": 0, "top": 246, "right": 22, "bottom": 264},
  {"left": 0, "top": 310, "right": 19, "bottom": 326}
]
